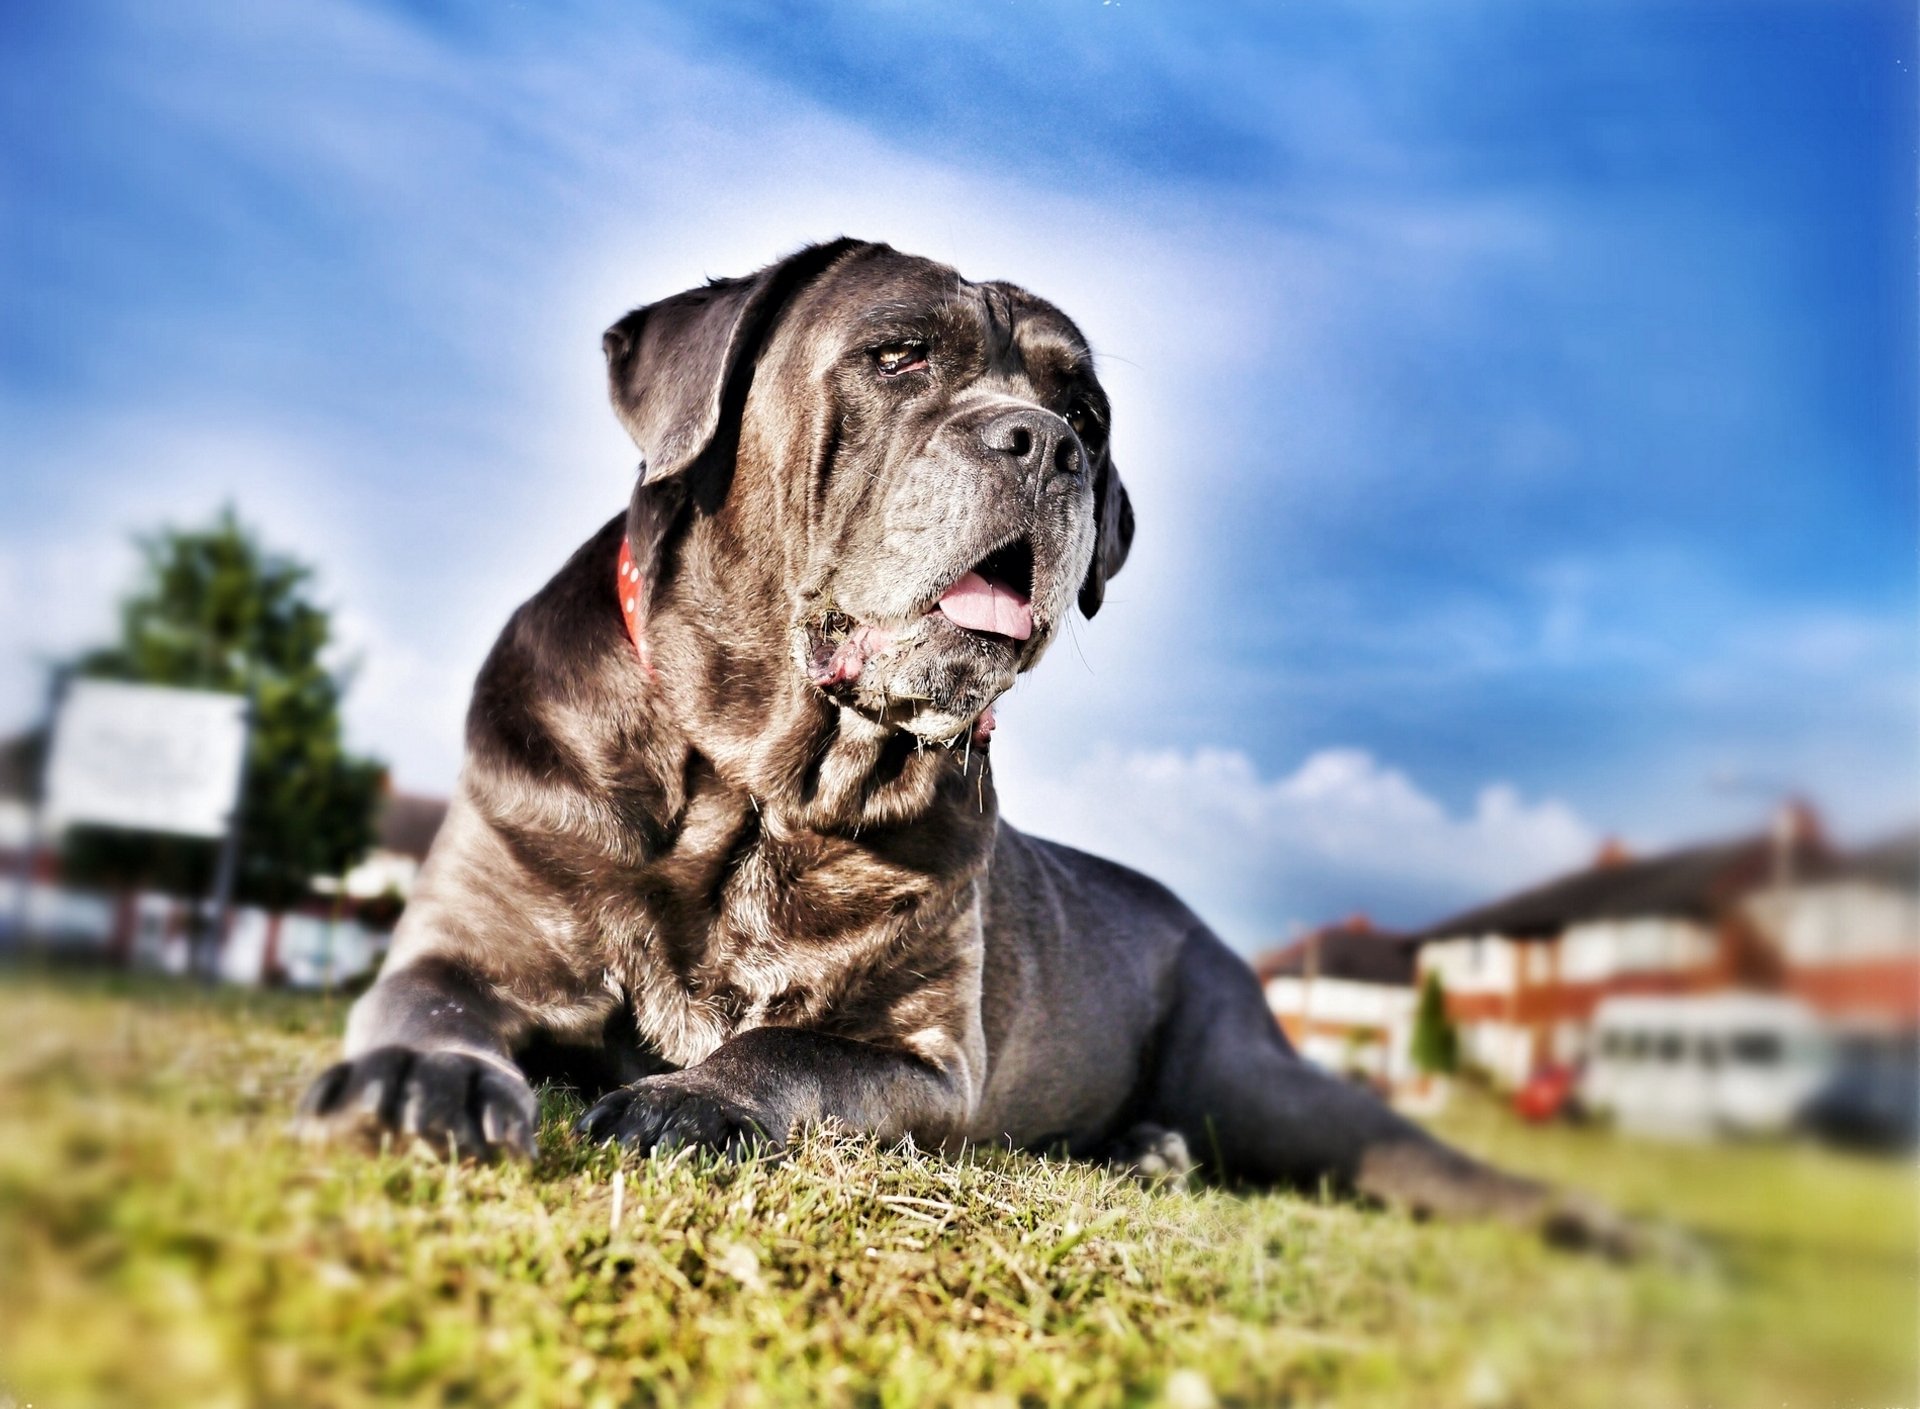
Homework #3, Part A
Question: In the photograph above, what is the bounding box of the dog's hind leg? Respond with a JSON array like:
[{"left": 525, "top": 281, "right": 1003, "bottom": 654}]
[{"left": 1146, "top": 929, "right": 1631, "bottom": 1251}]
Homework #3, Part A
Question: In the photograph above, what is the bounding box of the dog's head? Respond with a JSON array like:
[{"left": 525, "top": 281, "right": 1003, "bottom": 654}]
[{"left": 603, "top": 240, "right": 1132, "bottom": 747}]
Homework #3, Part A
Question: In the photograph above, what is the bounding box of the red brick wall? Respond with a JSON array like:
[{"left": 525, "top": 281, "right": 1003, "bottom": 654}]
[{"left": 1786, "top": 957, "right": 1920, "bottom": 1024}]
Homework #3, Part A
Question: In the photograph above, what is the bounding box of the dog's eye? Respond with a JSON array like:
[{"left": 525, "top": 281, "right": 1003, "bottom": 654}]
[
  {"left": 873, "top": 341, "right": 929, "bottom": 377},
  {"left": 1067, "top": 401, "right": 1100, "bottom": 439}
]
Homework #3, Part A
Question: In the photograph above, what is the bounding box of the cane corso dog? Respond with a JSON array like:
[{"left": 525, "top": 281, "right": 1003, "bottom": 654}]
[{"left": 299, "top": 239, "right": 1612, "bottom": 1243}]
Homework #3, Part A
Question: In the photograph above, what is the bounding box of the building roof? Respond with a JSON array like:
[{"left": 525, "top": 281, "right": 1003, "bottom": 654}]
[
  {"left": 1410, "top": 829, "right": 1835, "bottom": 944},
  {"left": 1841, "top": 830, "right": 1920, "bottom": 893},
  {"left": 375, "top": 792, "right": 448, "bottom": 860},
  {"left": 1253, "top": 921, "right": 1416, "bottom": 988}
]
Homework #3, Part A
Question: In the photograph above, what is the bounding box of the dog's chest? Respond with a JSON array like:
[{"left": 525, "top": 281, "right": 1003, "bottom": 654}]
[{"left": 603, "top": 793, "right": 961, "bottom": 1068}]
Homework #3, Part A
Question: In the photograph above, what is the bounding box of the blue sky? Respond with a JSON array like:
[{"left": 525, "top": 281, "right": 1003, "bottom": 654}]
[{"left": 3, "top": 0, "right": 1913, "bottom": 949}]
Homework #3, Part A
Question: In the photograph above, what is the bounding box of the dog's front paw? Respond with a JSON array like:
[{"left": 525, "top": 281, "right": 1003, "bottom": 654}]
[
  {"left": 294, "top": 1046, "right": 537, "bottom": 1161},
  {"left": 573, "top": 1076, "right": 774, "bottom": 1160}
]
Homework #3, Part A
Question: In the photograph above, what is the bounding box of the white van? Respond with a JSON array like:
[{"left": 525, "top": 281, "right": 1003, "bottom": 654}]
[{"left": 1583, "top": 993, "right": 1829, "bottom": 1139}]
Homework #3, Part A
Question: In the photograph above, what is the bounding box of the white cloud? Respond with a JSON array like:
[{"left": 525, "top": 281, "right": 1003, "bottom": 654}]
[{"left": 991, "top": 740, "right": 1597, "bottom": 953}]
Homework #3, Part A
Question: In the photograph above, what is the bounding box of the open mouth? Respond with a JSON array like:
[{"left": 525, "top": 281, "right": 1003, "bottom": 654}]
[
  {"left": 933, "top": 537, "right": 1034, "bottom": 641},
  {"left": 802, "top": 536, "right": 1037, "bottom": 694}
]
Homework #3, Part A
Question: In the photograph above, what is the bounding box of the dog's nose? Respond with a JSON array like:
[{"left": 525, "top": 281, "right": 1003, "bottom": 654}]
[{"left": 981, "top": 408, "right": 1083, "bottom": 479}]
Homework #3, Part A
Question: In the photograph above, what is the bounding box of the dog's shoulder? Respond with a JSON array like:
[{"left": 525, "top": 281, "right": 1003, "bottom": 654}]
[{"left": 987, "top": 821, "right": 1204, "bottom": 948}]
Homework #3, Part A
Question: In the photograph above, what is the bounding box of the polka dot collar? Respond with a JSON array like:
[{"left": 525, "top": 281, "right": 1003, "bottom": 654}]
[{"left": 616, "top": 536, "right": 655, "bottom": 677}]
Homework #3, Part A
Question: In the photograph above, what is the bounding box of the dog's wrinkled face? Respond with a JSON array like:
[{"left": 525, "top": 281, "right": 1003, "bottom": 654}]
[
  {"left": 605, "top": 241, "right": 1133, "bottom": 748},
  {"left": 774, "top": 251, "right": 1117, "bottom": 743}
]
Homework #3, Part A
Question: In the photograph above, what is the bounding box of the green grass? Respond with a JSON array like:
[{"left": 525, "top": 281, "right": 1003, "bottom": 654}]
[{"left": 1, "top": 972, "right": 1913, "bottom": 1408}]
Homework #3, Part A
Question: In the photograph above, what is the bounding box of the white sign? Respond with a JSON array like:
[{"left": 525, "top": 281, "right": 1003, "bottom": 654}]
[{"left": 45, "top": 680, "right": 249, "bottom": 839}]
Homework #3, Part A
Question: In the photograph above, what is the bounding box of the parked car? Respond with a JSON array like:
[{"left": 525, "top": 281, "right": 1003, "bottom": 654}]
[
  {"left": 1796, "top": 1030, "right": 1919, "bottom": 1152},
  {"left": 1512, "top": 1064, "right": 1581, "bottom": 1124}
]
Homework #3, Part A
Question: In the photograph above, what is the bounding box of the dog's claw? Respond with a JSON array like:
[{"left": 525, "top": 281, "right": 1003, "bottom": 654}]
[
  {"left": 575, "top": 1077, "right": 772, "bottom": 1161},
  {"left": 293, "top": 1046, "right": 537, "bottom": 1162}
]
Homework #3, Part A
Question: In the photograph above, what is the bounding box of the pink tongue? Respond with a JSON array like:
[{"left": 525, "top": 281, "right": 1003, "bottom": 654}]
[{"left": 937, "top": 572, "right": 1033, "bottom": 640}]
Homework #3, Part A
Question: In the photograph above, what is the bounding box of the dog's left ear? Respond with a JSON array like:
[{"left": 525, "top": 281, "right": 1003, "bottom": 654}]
[
  {"left": 603, "top": 238, "right": 866, "bottom": 487},
  {"left": 1077, "top": 448, "right": 1134, "bottom": 618}
]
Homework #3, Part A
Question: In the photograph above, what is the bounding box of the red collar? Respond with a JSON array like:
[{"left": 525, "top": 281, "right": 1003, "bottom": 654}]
[{"left": 616, "top": 536, "right": 655, "bottom": 676}]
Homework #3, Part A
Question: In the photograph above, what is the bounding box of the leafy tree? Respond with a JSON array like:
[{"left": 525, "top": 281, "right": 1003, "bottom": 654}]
[
  {"left": 61, "top": 508, "right": 385, "bottom": 914},
  {"left": 1409, "top": 970, "right": 1459, "bottom": 1076}
]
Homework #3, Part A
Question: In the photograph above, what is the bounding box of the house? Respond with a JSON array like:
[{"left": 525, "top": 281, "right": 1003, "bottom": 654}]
[
  {"left": 317, "top": 790, "right": 448, "bottom": 909},
  {"left": 1410, "top": 806, "right": 1920, "bottom": 1090},
  {"left": 1253, "top": 917, "right": 1417, "bottom": 1085}
]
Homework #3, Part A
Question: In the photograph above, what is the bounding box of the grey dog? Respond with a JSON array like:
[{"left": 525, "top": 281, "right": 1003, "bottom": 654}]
[{"left": 298, "top": 239, "right": 1613, "bottom": 1245}]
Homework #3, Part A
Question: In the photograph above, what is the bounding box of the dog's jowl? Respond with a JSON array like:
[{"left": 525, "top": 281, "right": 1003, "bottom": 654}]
[{"left": 297, "top": 240, "right": 1621, "bottom": 1248}]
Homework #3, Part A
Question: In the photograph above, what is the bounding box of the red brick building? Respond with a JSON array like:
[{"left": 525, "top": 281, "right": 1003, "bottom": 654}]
[
  {"left": 1253, "top": 918, "right": 1417, "bottom": 1085},
  {"left": 1408, "top": 811, "right": 1918, "bottom": 1087}
]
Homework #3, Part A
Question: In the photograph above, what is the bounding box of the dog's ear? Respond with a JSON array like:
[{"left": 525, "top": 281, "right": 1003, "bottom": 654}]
[
  {"left": 603, "top": 239, "right": 865, "bottom": 486},
  {"left": 1077, "top": 447, "right": 1134, "bottom": 618}
]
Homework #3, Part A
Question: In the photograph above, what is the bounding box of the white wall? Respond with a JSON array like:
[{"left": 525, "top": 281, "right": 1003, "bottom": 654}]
[
  {"left": 1418, "top": 935, "right": 1520, "bottom": 995},
  {"left": 1559, "top": 917, "right": 1714, "bottom": 983},
  {"left": 339, "top": 847, "right": 422, "bottom": 902},
  {"left": 1458, "top": 1020, "right": 1532, "bottom": 1088},
  {"left": 1746, "top": 881, "right": 1920, "bottom": 967},
  {"left": 0, "top": 874, "right": 113, "bottom": 945},
  {"left": 222, "top": 906, "right": 387, "bottom": 987},
  {"left": 1265, "top": 975, "right": 1410, "bottom": 1028},
  {"left": 1265, "top": 975, "right": 1416, "bottom": 1082}
]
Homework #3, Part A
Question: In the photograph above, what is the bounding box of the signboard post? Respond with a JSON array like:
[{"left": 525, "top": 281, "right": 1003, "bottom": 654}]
[{"left": 40, "top": 679, "right": 251, "bottom": 971}]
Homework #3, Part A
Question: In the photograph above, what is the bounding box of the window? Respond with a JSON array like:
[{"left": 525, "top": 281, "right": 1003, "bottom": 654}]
[{"left": 1730, "top": 1032, "right": 1783, "bottom": 1066}]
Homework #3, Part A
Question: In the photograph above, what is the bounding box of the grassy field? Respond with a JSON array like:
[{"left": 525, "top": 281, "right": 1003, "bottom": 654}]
[{"left": 1, "top": 972, "right": 1913, "bottom": 1408}]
